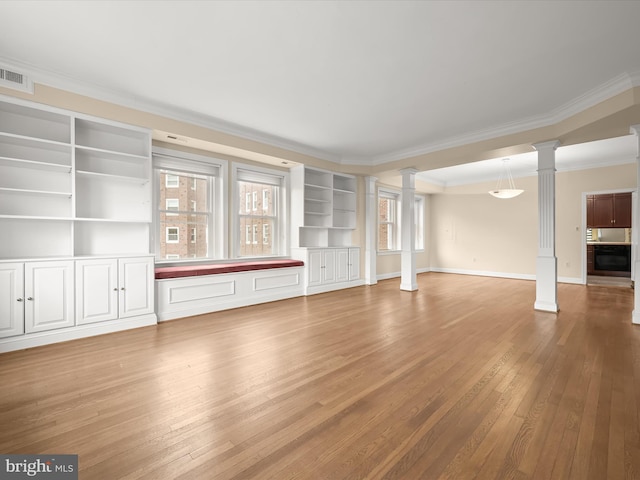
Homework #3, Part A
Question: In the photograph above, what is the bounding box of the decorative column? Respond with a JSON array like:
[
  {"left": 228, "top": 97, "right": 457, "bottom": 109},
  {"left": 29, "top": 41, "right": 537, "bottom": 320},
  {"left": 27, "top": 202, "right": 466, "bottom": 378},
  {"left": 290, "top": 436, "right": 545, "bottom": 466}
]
[
  {"left": 533, "top": 140, "right": 561, "bottom": 312},
  {"left": 630, "top": 125, "right": 640, "bottom": 324},
  {"left": 364, "top": 176, "right": 378, "bottom": 285},
  {"left": 400, "top": 168, "right": 418, "bottom": 291}
]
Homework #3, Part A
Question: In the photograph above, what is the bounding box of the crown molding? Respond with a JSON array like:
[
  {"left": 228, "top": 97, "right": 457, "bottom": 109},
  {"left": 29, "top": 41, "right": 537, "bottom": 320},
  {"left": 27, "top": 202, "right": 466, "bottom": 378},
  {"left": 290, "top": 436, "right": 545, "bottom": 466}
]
[
  {"left": 3, "top": 55, "right": 638, "bottom": 170},
  {"left": 370, "top": 70, "right": 640, "bottom": 166},
  {"left": 0, "top": 56, "right": 342, "bottom": 165}
]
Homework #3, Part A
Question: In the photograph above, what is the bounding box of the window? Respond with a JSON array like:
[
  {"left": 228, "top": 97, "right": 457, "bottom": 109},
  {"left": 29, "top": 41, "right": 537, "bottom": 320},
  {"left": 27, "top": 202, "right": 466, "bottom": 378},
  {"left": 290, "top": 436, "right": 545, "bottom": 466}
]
[
  {"left": 235, "top": 165, "right": 286, "bottom": 257},
  {"left": 165, "top": 174, "right": 179, "bottom": 188},
  {"left": 166, "top": 227, "right": 179, "bottom": 243},
  {"left": 415, "top": 196, "right": 425, "bottom": 251},
  {"left": 378, "top": 189, "right": 400, "bottom": 251},
  {"left": 166, "top": 198, "right": 179, "bottom": 215},
  {"left": 154, "top": 148, "right": 226, "bottom": 262}
]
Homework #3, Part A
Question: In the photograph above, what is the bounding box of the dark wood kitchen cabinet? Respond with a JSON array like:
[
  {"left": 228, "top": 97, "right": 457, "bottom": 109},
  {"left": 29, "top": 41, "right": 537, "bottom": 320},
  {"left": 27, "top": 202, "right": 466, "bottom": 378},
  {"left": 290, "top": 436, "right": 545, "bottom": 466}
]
[
  {"left": 587, "top": 192, "right": 632, "bottom": 228},
  {"left": 586, "top": 245, "right": 595, "bottom": 275}
]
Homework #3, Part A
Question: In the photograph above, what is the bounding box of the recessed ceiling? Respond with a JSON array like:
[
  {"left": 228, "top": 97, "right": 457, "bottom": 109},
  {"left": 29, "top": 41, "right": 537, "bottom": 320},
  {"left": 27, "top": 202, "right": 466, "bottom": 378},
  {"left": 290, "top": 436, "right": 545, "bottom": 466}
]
[
  {"left": 0, "top": 1, "right": 640, "bottom": 164},
  {"left": 416, "top": 135, "right": 638, "bottom": 187}
]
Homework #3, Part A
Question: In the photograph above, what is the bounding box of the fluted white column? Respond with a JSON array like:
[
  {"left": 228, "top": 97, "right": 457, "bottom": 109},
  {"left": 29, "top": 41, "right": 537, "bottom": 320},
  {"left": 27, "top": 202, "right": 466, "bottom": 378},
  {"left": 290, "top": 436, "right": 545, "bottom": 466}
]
[
  {"left": 400, "top": 168, "right": 418, "bottom": 291},
  {"left": 364, "top": 176, "right": 378, "bottom": 285},
  {"left": 533, "top": 140, "right": 560, "bottom": 312},
  {"left": 630, "top": 125, "right": 640, "bottom": 324}
]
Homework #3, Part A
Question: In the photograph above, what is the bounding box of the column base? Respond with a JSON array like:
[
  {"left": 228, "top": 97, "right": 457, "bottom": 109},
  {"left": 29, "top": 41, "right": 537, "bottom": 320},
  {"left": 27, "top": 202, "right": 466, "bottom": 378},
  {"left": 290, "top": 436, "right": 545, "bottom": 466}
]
[
  {"left": 536, "top": 256, "right": 558, "bottom": 313},
  {"left": 534, "top": 300, "right": 559, "bottom": 313},
  {"left": 632, "top": 310, "right": 640, "bottom": 325},
  {"left": 400, "top": 282, "right": 418, "bottom": 292}
]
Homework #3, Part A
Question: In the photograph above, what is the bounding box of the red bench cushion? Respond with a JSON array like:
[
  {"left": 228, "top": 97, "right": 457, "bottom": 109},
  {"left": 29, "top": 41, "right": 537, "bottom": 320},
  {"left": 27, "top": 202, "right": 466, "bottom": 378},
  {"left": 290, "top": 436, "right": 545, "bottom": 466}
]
[{"left": 155, "top": 259, "right": 304, "bottom": 279}]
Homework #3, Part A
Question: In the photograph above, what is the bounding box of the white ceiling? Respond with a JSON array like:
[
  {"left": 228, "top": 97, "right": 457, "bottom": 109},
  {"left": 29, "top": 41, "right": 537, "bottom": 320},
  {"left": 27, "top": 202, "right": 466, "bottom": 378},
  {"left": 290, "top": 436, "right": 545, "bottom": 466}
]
[{"left": 1, "top": 1, "right": 640, "bottom": 167}]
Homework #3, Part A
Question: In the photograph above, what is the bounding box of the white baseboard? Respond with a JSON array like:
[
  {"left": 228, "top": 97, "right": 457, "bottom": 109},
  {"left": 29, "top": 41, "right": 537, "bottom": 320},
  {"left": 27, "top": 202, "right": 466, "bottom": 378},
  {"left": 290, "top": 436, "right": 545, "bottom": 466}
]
[
  {"left": 0, "top": 314, "right": 157, "bottom": 354},
  {"left": 377, "top": 267, "right": 430, "bottom": 281},
  {"left": 428, "top": 268, "right": 584, "bottom": 285},
  {"left": 305, "top": 279, "right": 365, "bottom": 296},
  {"left": 429, "top": 267, "right": 535, "bottom": 281}
]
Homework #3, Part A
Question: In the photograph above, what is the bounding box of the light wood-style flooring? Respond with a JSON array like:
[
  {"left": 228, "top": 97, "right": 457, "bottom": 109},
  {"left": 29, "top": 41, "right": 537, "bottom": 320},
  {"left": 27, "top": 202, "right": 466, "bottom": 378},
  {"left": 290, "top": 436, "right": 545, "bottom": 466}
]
[{"left": 1, "top": 273, "right": 639, "bottom": 479}]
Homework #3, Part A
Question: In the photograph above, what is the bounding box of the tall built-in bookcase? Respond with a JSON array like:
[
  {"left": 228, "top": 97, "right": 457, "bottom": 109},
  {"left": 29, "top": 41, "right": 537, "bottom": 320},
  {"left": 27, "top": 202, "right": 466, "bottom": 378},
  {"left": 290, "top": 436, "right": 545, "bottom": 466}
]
[
  {"left": 0, "top": 97, "right": 151, "bottom": 259},
  {"left": 291, "top": 165, "right": 362, "bottom": 295},
  {"left": 0, "top": 96, "right": 156, "bottom": 353}
]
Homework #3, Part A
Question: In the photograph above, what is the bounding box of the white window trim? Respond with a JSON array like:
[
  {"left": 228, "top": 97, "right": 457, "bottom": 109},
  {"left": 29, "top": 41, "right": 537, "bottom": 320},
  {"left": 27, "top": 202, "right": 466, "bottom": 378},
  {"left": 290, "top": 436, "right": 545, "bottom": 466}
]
[
  {"left": 232, "top": 163, "right": 288, "bottom": 258},
  {"left": 153, "top": 146, "right": 228, "bottom": 263},
  {"left": 165, "top": 174, "right": 179, "bottom": 188},
  {"left": 166, "top": 198, "right": 179, "bottom": 215},
  {"left": 166, "top": 227, "right": 179, "bottom": 244},
  {"left": 378, "top": 188, "right": 401, "bottom": 253}
]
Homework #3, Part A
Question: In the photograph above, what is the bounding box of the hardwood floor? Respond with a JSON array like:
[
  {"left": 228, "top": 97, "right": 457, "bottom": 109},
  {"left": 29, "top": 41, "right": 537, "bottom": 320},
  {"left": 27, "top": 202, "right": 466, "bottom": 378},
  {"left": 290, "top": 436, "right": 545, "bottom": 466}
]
[{"left": 1, "top": 273, "right": 639, "bottom": 479}]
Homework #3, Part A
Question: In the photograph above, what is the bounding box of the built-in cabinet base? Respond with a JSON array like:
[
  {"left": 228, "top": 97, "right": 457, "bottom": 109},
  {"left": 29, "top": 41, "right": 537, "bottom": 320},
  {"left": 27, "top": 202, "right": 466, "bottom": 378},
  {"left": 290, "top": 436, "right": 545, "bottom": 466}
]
[
  {"left": 0, "top": 255, "right": 156, "bottom": 353},
  {"left": 292, "top": 247, "right": 363, "bottom": 295}
]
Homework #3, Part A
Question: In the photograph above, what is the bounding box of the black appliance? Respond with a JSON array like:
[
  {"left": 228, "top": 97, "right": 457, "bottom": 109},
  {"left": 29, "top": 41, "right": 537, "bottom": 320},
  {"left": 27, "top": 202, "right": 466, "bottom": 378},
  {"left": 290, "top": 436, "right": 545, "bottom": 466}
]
[{"left": 593, "top": 245, "right": 631, "bottom": 272}]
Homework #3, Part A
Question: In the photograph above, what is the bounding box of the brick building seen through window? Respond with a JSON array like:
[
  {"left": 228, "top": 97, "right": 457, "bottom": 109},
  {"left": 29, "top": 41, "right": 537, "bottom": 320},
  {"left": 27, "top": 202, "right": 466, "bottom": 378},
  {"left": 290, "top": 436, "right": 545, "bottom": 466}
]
[
  {"left": 238, "top": 181, "right": 276, "bottom": 256},
  {"left": 159, "top": 172, "right": 209, "bottom": 260}
]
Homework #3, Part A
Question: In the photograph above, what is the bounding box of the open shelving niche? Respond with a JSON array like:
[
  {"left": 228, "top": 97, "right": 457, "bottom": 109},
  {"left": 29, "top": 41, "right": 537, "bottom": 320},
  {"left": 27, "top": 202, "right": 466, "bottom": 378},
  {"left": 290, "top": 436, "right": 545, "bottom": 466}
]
[
  {"left": 0, "top": 96, "right": 152, "bottom": 260},
  {"left": 291, "top": 165, "right": 357, "bottom": 248}
]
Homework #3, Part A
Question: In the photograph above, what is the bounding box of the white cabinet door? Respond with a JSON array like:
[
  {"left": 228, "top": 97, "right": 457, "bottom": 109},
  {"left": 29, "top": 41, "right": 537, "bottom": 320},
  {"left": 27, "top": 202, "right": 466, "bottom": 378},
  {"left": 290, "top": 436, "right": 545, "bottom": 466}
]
[
  {"left": 24, "top": 261, "right": 74, "bottom": 333},
  {"left": 349, "top": 248, "right": 360, "bottom": 280},
  {"left": 119, "top": 257, "right": 154, "bottom": 319},
  {"left": 335, "top": 248, "right": 350, "bottom": 283},
  {"left": 76, "top": 258, "right": 118, "bottom": 325},
  {"left": 0, "top": 263, "right": 25, "bottom": 338},
  {"left": 307, "top": 249, "right": 324, "bottom": 287},
  {"left": 322, "top": 249, "right": 336, "bottom": 284}
]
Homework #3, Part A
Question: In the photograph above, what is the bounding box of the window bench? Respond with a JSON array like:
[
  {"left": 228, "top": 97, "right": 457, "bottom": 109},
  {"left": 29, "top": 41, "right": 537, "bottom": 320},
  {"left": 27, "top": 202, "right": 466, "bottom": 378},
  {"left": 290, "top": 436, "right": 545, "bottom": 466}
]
[{"left": 155, "top": 259, "right": 305, "bottom": 321}]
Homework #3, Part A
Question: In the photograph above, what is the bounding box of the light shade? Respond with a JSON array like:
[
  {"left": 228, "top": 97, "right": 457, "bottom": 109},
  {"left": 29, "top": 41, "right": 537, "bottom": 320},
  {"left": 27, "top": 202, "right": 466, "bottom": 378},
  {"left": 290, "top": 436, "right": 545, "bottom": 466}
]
[
  {"left": 489, "top": 159, "right": 523, "bottom": 199},
  {"left": 488, "top": 188, "right": 524, "bottom": 199}
]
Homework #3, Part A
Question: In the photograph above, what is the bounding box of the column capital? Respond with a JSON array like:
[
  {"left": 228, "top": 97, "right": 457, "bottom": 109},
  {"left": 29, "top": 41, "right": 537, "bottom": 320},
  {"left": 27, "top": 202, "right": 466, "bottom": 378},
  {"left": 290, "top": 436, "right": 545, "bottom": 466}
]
[
  {"left": 532, "top": 140, "right": 561, "bottom": 152},
  {"left": 630, "top": 125, "right": 640, "bottom": 136},
  {"left": 364, "top": 176, "right": 378, "bottom": 190},
  {"left": 399, "top": 167, "right": 419, "bottom": 176}
]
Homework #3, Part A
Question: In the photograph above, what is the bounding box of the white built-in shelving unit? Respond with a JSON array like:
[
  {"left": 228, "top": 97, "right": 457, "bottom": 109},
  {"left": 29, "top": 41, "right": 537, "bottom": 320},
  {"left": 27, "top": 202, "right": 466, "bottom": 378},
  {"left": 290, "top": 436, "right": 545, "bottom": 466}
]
[
  {"left": 291, "top": 165, "right": 362, "bottom": 294},
  {"left": 291, "top": 165, "right": 357, "bottom": 248},
  {"left": 0, "top": 97, "right": 152, "bottom": 259},
  {"left": 0, "top": 96, "right": 156, "bottom": 353}
]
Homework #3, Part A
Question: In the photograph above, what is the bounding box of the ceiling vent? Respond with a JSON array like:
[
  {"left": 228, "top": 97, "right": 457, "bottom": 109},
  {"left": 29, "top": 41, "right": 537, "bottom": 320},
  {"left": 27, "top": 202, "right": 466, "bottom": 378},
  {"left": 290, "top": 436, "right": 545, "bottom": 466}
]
[{"left": 0, "top": 65, "right": 34, "bottom": 93}]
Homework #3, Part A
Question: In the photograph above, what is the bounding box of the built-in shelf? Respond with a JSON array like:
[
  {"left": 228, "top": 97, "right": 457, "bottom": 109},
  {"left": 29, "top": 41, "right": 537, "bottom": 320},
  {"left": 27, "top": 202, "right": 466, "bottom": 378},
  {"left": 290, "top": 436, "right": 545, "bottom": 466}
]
[
  {"left": 76, "top": 170, "right": 148, "bottom": 184},
  {"left": 0, "top": 156, "right": 72, "bottom": 173},
  {"left": 292, "top": 166, "right": 357, "bottom": 248},
  {"left": 0, "top": 186, "right": 71, "bottom": 198},
  {"left": 0, "top": 96, "right": 152, "bottom": 260},
  {"left": 0, "top": 214, "right": 73, "bottom": 221}
]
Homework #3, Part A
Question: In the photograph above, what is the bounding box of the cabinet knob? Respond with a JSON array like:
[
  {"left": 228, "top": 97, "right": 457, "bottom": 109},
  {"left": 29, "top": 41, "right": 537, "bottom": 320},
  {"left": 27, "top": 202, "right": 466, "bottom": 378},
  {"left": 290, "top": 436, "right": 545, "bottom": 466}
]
[
  {"left": 17, "top": 298, "right": 23, "bottom": 302},
  {"left": 113, "top": 288, "right": 119, "bottom": 291},
  {"left": 120, "top": 287, "right": 125, "bottom": 291},
  {"left": 27, "top": 297, "right": 33, "bottom": 301}
]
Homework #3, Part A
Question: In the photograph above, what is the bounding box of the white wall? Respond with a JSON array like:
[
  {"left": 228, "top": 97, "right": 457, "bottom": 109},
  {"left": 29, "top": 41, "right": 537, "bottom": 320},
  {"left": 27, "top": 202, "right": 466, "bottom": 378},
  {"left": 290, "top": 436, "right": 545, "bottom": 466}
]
[{"left": 429, "top": 163, "right": 637, "bottom": 281}]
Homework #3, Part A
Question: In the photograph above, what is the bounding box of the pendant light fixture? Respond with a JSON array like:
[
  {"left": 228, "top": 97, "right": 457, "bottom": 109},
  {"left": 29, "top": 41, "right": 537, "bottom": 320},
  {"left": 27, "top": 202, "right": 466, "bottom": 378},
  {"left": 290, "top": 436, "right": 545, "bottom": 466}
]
[{"left": 488, "top": 158, "right": 523, "bottom": 199}]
